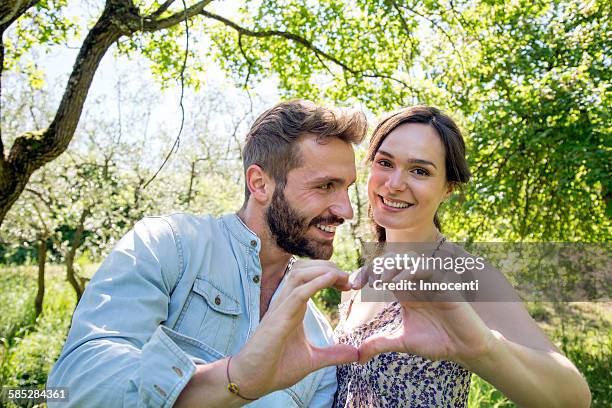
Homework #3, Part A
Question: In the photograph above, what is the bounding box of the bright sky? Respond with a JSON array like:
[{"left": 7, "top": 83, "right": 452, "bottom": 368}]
[{"left": 3, "top": 0, "right": 281, "bottom": 152}]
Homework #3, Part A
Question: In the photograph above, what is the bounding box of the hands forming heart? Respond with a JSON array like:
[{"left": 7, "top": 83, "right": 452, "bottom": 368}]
[{"left": 350, "top": 250, "right": 495, "bottom": 367}]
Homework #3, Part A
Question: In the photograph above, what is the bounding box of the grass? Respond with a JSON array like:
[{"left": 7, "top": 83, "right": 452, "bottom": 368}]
[
  {"left": 1, "top": 265, "right": 77, "bottom": 408},
  {"left": 0, "top": 264, "right": 610, "bottom": 407}
]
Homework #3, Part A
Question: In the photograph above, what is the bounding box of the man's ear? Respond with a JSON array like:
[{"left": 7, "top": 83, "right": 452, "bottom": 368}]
[{"left": 245, "top": 164, "right": 275, "bottom": 204}]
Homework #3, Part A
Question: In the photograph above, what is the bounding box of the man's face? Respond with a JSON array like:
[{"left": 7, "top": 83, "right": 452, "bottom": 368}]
[{"left": 266, "top": 136, "right": 356, "bottom": 259}]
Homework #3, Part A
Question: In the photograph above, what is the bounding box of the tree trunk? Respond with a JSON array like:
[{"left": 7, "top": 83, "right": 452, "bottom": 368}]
[
  {"left": 34, "top": 234, "right": 47, "bottom": 318},
  {"left": 66, "top": 209, "right": 89, "bottom": 302},
  {"left": 185, "top": 160, "right": 197, "bottom": 206},
  {"left": 0, "top": 3, "right": 124, "bottom": 227},
  {"left": 349, "top": 181, "right": 364, "bottom": 266}
]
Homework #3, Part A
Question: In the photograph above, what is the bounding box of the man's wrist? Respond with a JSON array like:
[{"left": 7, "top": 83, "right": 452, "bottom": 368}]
[
  {"left": 226, "top": 356, "right": 261, "bottom": 401},
  {"left": 228, "top": 352, "right": 272, "bottom": 400}
]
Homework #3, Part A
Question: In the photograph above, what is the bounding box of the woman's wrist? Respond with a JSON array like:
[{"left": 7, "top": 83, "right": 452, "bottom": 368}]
[{"left": 456, "top": 329, "right": 504, "bottom": 372}]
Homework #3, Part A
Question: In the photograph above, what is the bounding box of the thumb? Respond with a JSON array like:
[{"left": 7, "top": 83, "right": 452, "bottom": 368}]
[
  {"left": 357, "top": 332, "right": 404, "bottom": 364},
  {"left": 350, "top": 267, "right": 368, "bottom": 290},
  {"left": 312, "top": 344, "right": 359, "bottom": 369}
]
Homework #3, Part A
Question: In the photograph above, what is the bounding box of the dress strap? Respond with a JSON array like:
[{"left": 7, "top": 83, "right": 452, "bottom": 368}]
[{"left": 344, "top": 271, "right": 362, "bottom": 319}]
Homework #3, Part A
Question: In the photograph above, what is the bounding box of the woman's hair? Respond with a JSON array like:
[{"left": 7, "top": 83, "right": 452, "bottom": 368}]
[{"left": 367, "top": 106, "right": 471, "bottom": 242}]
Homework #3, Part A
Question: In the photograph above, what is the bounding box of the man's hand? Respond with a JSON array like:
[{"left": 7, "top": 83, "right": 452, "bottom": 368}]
[{"left": 229, "top": 260, "right": 358, "bottom": 397}]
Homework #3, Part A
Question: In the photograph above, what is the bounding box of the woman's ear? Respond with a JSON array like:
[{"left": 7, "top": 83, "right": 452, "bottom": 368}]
[
  {"left": 443, "top": 181, "right": 455, "bottom": 201},
  {"left": 245, "top": 164, "right": 275, "bottom": 204}
]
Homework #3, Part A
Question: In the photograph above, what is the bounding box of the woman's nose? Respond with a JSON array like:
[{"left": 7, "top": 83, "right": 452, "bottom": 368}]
[{"left": 386, "top": 170, "right": 407, "bottom": 192}]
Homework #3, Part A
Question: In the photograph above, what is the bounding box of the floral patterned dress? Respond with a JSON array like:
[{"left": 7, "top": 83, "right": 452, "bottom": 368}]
[{"left": 333, "top": 299, "right": 471, "bottom": 408}]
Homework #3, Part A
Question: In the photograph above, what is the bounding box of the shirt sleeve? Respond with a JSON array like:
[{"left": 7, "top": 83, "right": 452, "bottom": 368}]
[{"left": 47, "top": 217, "right": 197, "bottom": 408}]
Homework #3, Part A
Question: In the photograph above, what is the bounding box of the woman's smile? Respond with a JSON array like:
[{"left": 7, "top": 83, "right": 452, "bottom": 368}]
[{"left": 378, "top": 195, "right": 414, "bottom": 211}]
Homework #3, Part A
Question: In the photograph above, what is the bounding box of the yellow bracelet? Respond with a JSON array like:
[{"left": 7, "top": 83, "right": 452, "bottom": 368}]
[{"left": 226, "top": 356, "right": 259, "bottom": 401}]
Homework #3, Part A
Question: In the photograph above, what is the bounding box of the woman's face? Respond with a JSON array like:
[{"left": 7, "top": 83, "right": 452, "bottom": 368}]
[{"left": 368, "top": 123, "right": 452, "bottom": 233}]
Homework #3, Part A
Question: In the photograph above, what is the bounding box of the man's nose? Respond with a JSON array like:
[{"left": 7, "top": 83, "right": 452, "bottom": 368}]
[
  {"left": 330, "top": 189, "right": 354, "bottom": 221},
  {"left": 386, "top": 169, "right": 407, "bottom": 192}
]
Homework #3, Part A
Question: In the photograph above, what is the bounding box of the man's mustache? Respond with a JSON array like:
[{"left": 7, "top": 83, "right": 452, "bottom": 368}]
[{"left": 309, "top": 215, "right": 344, "bottom": 226}]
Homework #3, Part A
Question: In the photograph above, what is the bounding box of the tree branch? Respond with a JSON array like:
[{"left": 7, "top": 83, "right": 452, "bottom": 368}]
[
  {"left": 0, "top": 0, "right": 38, "bottom": 32},
  {"left": 150, "top": 0, "right": 176, "bottom": 19},
  {"left": 200, "top": 10, "right": 359, "bottom": 75},
  {"left": 142, "top": 0, "right": 189, "bottom": 189},
  {"left": 201, "top": 10, "right": 412, "bottom": 90},
  {"left": 1, "top": 0, "right": 38, "bottom": 157},
  {"left": 25, "top": 187, "right": 53, "bottom": 211},
  {"left": 394, "top": 1, "right": 468, "bottom": 80},
  {"left": 142, "top": 0, "right": 212, "bottom": 31}
]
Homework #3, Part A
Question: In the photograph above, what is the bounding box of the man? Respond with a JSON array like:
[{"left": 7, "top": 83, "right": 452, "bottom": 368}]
[{"left": 47, "top": 100, "right": 368, "bottom": 407}]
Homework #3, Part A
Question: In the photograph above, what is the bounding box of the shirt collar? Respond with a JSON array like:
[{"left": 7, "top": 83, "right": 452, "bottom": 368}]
[{"left": 221, "top": 213, "right": 261, "bottom": 252}]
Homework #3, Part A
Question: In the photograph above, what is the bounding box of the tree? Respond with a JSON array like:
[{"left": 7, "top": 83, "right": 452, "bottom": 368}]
[
  {"left": 2, "top": 0, "right": 609, "bottom": 243},
  {"left": 423, "top": 0, "right": 611, "bottom": 241},
  {"left": 0, "top": 0, "right": 416, "bottom": 227}
]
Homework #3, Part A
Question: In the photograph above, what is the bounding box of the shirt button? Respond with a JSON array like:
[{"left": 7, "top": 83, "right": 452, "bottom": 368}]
[
  {"left": 154, "top": 384, "right": 167, "bottom": 397},
  {"left": 250, "top": 239, "right": 257, "bottom": 247},
  {"left": 214, "top": 295, "right": 221, "bottom": 305},
  {"left": 172, "top": 366, "right": 183, "bottom": 377},
  {"left": 252, "top": 275, "right": 260, "bottom": 284}
]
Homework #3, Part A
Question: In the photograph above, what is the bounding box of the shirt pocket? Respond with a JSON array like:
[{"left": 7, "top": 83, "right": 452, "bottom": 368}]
[{"left": 174, "top": 277, "right": 242, "bottom": 355}]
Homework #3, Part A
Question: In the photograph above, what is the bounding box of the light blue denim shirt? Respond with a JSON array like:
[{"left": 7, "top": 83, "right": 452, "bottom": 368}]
[{"left": 47, "top": 213, "right": 337, "bottom": 407}]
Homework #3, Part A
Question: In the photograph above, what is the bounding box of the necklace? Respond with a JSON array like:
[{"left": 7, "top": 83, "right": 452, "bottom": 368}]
[
  {"left": 432, "top": 234, "right": 446, "bottom": 257},
  {"left": 259, "top": 257, "right": 296, "bottom": 294}
]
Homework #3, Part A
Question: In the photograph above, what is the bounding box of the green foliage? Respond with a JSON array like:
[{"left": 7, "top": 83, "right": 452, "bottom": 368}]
[
  {"left": 0, "top": 267, "right": 37, "bottom": 344},
  {"left": 4, "top": 0, "right": 79, "bottom": 88},
  {"left": 116, "top": 21, "right": 206, "bottom": 89},
  {"left": 208, "top": 0, "right": 419, "bottom": 109},
  {"left": 0, "top": 266, "right": 76, "bottom": 390},
  {"left": 4, "top": 0, "right": 610, "bottom": 242},
  {"left": 561, "top": 330, "right": 611, "bottom": 407},
  {"left": 421, "top": 0, "right": 611, "bottom": 241},
  {"left": 206, "top": 0, "right": 611, "bottom": 241},
  {"left": 468, "top": 375, "right": 513, "bottom": 407}
]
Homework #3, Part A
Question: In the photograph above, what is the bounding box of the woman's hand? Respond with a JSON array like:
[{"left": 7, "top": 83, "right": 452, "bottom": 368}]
[
  {"left": 352, "top": 252, "right": 494, "bottom": 366},
  {"left": 358, "top": 298, "right": 494, "bottom": 366}
]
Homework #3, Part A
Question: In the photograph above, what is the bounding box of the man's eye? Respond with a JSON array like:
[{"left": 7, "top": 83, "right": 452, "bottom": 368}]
[{"left": 319, "top": 182, "right": 333, "bottom": 190}]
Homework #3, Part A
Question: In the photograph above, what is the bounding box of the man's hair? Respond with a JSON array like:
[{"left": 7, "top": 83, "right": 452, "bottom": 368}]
[{"left": 242, "top": 100, "right": 367, "bottom": 202}]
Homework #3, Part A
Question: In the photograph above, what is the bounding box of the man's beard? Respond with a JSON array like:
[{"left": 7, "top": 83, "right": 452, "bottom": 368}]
[{"left": 265, "top": 186, "right": 343, "bottom": 260}]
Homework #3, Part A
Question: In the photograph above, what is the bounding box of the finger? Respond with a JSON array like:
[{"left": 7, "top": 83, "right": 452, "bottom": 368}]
[
  {"left": 267, "top": 271, "right": 340, "bottom": 321},
  {"left": 285, "top": 271, "right": 345, "bottom": 312},
  {"left": 357, "top": 331, "right": 405, "bottom": 364},
  {"left": 267, "top": 266, "right": 348, "bottom": 316},
  {"left": 292, "top": 259, "right": 340, "bottom": 271},
  {"left": 311, "top": 344, "right": 359, "bottom": 369},
  {"left": 350, "top": 267, "right": 368, "bottom": 290},
  {"left": 381, "top": 263, "right": 403, "bottom": 284},
  {"left": 287, "top": 264, "right": 351, "bottom": 291},
  {"left": 389, "top": 267, "right": 433, "bottom": 302}
]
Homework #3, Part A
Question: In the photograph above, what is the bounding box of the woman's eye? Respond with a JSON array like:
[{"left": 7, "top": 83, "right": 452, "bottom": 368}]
[
  {"left": 377, "top": 160, "right": 392, "bottom": 168},
  {"left": 413, "top": 168, "right": 430, "bottom": 176}
]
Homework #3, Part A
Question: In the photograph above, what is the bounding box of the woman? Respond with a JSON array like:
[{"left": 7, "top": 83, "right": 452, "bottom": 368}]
[{"left": 333, "top": 106, "right": 591, "bottom": 407}]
